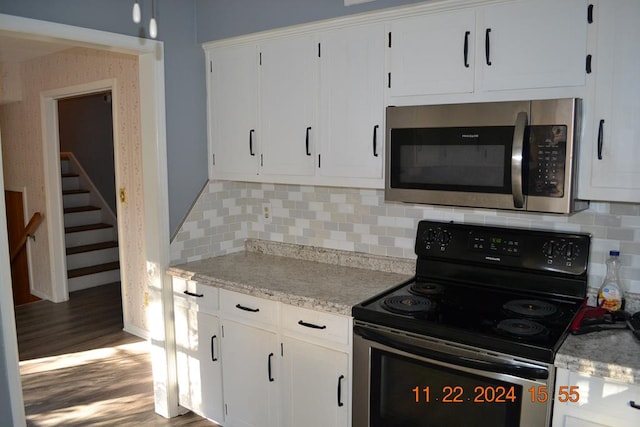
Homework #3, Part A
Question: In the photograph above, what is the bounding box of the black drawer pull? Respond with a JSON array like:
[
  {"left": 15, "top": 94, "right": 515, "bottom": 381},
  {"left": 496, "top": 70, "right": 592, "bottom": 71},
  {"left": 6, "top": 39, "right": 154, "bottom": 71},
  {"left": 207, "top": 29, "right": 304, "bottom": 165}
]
[
  {"left": 485, "top": 28, "right": 492, "bottom": 66},
  {"left": 249, "top": 129, "right": 255, "bottom": 156},
  {"left": 268, "top": 353, "right": 274, "bottom": 382},
  {"left": 337, "top": 375, "right": 345, "bottom": 407},
  {"left": 184, "top": 290, "right": 203, "bottom": 298},
  {"left": 373, "top": 125, "right": 379, "bottom": 157},
  {"left": 211, "top": 335, "right": 218, "bottom": 361},
  {"left": 597, "top": 119, "right": 605, "bottom": 160},
  {"left": 630, "top": 400, "right": 640, "bottom": 410},
  {"left": 298, "top": 320, "right": 327, "bottom": 330},
  {"left": 235, "top": 303, "right": 259, "bottom": 313},
  {"left": 463, "top": 30, "right": 470, "bottom": 68},
  {"left": 305, "top": 127, "right": 312, "bottom": 156}
]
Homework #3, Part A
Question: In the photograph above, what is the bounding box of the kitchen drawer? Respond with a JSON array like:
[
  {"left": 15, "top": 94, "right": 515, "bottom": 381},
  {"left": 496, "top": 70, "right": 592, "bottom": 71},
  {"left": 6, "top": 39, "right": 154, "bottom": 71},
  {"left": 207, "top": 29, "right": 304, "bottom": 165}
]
[
  {"left": 172, "top": 277, "right": 219, "bottom": 315},
  {"left": 220, "top": 289, "right": 278, "bottom": 327},
  {"left": 281, "top": 304, "right": 351, "bottom": 346}
]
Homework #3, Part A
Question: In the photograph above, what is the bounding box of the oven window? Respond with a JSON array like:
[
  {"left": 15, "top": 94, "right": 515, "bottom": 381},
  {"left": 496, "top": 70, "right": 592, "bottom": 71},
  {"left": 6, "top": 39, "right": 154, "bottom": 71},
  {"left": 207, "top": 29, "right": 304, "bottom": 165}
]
[
  {"left": 370, "top": 349, "right": 522, "bottom": 427},
  {"left": 389, "top": 127, "right": 514, "bottom": 193}
]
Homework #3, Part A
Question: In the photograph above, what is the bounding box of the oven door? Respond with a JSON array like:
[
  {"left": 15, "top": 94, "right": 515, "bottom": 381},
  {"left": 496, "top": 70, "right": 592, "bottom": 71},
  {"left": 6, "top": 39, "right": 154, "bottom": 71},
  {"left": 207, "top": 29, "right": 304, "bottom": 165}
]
[{"left": 353, "top": 323, "right": 554, "bottom": 427}]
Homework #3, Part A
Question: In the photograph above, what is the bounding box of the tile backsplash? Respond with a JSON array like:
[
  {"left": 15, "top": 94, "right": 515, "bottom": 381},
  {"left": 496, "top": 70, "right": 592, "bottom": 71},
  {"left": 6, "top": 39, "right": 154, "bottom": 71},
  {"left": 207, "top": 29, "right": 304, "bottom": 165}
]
[{"left": 171, "top": 181, "right": 640, "bottom": 302}]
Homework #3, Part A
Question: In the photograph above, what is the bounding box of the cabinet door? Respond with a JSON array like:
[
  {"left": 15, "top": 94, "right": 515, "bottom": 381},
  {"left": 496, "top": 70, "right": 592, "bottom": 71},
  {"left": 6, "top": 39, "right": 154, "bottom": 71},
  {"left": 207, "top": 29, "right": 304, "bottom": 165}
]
[
  {"left": 259, "top": 35, "right": 317, "bottom": 177},
  {"left": 209, "top": 44, "right": 259, "bottom": 179},
  {"left": 282, "top": 337, "right": 349, "bottom": 427},
  {"left": 221, "top": 319, "right": 279, "bottom": 427},
  {"left": 319, "top": 23, "right": 385, "bottom": 181},
  {"left": 479, "top": 0, "right": 587, "bottom": 91},
  {"left": 579, "top": 0, "right": 640, "bottom": 202},
  {"left": 388, "top": 8, "right": 475, "bottom": 97},
  {"left": 174, "top": 304, "right": 224, "bottom": 423}
]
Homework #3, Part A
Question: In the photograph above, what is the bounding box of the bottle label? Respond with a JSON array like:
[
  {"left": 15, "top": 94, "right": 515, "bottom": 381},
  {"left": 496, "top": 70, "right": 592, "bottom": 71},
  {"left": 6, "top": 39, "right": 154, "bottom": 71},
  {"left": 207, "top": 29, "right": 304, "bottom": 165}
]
[{"left": 598, "top": 283, "right": 622, "bottom": 311}]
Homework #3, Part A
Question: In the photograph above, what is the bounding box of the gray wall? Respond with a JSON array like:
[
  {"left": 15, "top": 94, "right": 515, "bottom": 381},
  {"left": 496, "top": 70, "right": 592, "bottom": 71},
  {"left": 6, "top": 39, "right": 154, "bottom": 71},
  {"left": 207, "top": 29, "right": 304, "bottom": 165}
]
[
  {"left": 58, "top": 93, "right": 117, "bottom": 214},
  {"left": 0, "top": 326, "right": 13, "bottom": 422},
  {"left": 197, "top": 0, "right": 426, "bottom": 42},
  {"left": 0, "top": 0, "right": 427, "bottom": 235}
]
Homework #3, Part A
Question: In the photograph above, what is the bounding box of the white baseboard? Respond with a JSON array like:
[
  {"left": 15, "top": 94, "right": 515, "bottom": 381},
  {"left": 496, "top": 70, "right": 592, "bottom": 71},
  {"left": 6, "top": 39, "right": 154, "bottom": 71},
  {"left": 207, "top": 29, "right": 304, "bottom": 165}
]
[{"left": 124, "top": 322, "right": 149, "bottom": 340}]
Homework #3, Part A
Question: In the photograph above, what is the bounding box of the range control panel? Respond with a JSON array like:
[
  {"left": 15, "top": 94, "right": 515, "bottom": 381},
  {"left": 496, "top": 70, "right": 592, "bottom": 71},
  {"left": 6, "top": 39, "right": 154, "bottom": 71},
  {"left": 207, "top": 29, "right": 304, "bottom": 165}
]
[{"left": 415, "top": 220, "right": 590, "bottom": 276}]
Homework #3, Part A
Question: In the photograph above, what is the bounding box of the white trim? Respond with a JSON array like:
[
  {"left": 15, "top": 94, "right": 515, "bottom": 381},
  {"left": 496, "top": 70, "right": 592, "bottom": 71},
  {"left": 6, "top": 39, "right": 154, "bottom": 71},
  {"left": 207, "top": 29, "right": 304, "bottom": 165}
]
[
  {"left": 0, "top": 14, "right": 175, "bottom": 422},
  {"left": 0, "top": 127, "right": 27, "bottom": 426}
]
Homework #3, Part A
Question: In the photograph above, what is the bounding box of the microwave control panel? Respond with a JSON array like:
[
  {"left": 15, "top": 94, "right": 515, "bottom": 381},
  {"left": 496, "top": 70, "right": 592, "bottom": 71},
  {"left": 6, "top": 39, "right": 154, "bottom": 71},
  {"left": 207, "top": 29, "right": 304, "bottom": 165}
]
[{"left": 527, "top": 125, "right": 567, "bottom": 198}]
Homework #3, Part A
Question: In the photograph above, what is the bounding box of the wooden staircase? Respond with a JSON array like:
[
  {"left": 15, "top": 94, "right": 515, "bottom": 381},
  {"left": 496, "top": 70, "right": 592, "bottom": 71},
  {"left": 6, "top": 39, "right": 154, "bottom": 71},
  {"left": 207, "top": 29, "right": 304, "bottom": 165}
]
[{"left": 61, "top": 153, "right": 120, "bottom": 292}]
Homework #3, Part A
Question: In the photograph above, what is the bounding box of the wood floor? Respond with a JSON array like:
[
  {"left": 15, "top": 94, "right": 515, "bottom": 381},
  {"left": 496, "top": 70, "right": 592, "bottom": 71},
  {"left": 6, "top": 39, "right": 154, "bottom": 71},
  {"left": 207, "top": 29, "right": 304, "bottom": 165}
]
[{"left": 15, "top": 283, "right": 218, "bottom": 426}]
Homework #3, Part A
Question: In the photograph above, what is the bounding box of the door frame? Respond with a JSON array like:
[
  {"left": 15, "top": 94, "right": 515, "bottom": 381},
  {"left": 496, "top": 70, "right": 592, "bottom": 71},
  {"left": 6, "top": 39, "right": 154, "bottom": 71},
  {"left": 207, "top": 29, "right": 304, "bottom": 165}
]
[
  {"left": 41, "top": 79, "right": 121, "bottom": 304},
  {"left": 0, "top": 13, "right": 178, "bottom": 424}
]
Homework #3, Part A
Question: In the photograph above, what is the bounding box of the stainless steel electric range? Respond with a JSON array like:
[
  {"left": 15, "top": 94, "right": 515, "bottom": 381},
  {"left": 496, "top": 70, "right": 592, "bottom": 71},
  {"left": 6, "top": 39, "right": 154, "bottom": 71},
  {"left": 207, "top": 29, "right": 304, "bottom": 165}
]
[{"left": 352, "top": 220, "right": 590, "bottom": 427}]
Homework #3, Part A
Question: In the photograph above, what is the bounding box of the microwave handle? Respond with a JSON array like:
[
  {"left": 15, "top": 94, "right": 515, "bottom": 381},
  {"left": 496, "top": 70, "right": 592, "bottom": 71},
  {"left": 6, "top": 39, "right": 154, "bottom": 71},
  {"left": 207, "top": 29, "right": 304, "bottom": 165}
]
[{"left": 511, "top": 112, "right": 528, "bottom": 209}]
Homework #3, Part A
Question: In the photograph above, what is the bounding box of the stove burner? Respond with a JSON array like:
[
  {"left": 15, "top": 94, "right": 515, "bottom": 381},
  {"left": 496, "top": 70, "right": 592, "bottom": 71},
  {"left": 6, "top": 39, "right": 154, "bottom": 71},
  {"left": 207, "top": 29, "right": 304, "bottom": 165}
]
[
  {"left": 409, "top": 282, "right": 445, "bottom": 297},
  {"left": 496, "top": 319, "right": 548, "bottom": 337},
  {"left": 503, "top": 299, "right": 559, "bottom": 318},
  {"left": 383, "top": 295, "right": 432, "bottom": 315}
]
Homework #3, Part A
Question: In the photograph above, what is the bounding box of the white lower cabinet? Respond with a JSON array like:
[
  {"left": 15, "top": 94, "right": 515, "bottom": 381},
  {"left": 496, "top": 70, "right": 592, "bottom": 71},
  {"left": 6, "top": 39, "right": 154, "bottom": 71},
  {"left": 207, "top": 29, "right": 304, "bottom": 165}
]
[
  {"left": 281, "top": 303, "right": 351, "bottom": 427},
  {"left": 219, "top": 289, "right": 281, "bottom": 427},
  {"left": 173, "top": 283, "right": 353, "bottom": 427},
  {"left": 220, "top": 319, "right": 280, "bottom": 427},
  {"left": 282, "top": 337, "right": 349, "bottom": 427},
  {"left": 552, "top": 368, "right": 640, "bottom": 427},
  {"left": 173, "top": 278, "right": 224, "bottom": 424}
]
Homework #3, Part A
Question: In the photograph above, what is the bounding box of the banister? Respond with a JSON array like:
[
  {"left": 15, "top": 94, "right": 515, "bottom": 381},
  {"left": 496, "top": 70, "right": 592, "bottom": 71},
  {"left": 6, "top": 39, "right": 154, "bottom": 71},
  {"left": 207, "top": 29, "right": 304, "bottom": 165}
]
[{"left": 10, "top": 212, "right": 43, "bottom": 264}]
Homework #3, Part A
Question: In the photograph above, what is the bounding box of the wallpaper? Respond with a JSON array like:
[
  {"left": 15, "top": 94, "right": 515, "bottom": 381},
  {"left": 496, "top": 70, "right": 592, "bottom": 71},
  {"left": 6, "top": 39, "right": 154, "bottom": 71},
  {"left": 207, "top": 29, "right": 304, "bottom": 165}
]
[{"left": 0, "top": 47, "right": 148, "bottom": 332}]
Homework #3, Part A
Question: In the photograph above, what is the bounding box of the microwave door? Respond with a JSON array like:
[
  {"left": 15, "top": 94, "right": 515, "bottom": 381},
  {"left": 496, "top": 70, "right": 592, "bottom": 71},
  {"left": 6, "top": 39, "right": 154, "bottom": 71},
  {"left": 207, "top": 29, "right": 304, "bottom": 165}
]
[{"left": 511, "top": 112, "right": 528, "bottom": 209}]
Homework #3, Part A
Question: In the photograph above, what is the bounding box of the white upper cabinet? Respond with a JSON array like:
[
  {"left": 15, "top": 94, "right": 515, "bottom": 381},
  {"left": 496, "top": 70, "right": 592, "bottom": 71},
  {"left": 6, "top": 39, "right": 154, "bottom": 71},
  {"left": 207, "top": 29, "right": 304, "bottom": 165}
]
[
  {"left": 259, "top": 35, "right": 318, "bottom": 177},
  {"left": 319, "top": 23, "right": 385, "bottom": 181},
  {"left": 388, "top": 0, "right": 588, "bottom": 98},
  {"left": 388, "top": 8, "right": 476, "bottom": 97},
  {"left": 208, "top": 44, "right": 259, "bottom": 179},
  {"left": 578, "top": 0, "right": 640, "bottom": 202},
  {"left": 478, "top": 0, "right": 588, "bottom": 92}
]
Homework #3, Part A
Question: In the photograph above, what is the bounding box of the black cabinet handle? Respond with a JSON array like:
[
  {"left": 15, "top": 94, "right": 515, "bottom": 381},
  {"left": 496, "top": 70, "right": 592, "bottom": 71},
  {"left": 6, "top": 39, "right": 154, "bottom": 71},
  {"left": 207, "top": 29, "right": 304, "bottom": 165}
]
[
  {"left": 235, "top": 303, "right": 259, "bottom": 313},
  {"left": 268, "top": 353, "right": 274, "bottom": 382},
  {"left": 298, "top": 320, "right": 327, "bottom": 330},
  {"left": 305, "top": 127, "right": 312, "bottom": 156},
  {"left": 485, "top": 28, "right": 492, "bottom": 66},
  {"left": 586, "top": 54, "right": 592, "bottom": 74},
  {"left": 597, "top": 119, "right": 604, "bottom": 160},
  {"left": 630, "top": 400, "right": 640, "bottom": 410},
  {"left": 183, "top": 290, "right": 203, "bottom": 298},
  {"left": 337, "top": 375, "right": 345, "bottom": 407},
  {"left": 463, "top": 31, "right": 470, "bottom": 68},
  {"left": 587, "top": 4, "right": 594, "bottom": 23},
  {"left": 249, "top": 129, "right": 255, "bottom": 156},
  {"left": 373, "top": 125, "right": 379, "bottom": 157},
  {"left": 211, "top": 335, "right": 218, "bottom": 361}
]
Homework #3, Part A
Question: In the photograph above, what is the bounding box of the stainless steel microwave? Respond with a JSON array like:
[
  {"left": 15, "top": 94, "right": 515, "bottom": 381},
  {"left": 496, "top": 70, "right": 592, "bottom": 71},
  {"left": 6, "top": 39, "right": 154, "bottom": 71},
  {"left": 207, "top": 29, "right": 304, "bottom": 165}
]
[{"left": 385, "top": 98, "right": 588, "bottom": 214}]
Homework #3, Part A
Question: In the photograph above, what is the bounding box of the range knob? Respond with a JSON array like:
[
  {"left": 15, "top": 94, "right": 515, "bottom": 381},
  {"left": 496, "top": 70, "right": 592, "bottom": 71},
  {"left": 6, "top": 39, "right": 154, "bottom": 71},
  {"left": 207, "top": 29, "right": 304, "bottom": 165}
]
[
  {"left": 564, "top": 242, "right": 580, "bottom": 259},
  {"left": 543, "top": 241, "right": 555, "bottom": 257}
]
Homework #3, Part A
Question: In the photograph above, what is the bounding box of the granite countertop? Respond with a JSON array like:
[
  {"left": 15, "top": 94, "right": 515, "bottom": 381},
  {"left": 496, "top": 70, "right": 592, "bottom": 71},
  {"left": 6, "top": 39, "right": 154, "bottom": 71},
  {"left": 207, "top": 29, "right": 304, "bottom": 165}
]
[
  {"left": 167, "top": 239, "right": 414, "bottom": 316},
  {"left": 555, "top": 329, "right": 640, "bottom": 385}
]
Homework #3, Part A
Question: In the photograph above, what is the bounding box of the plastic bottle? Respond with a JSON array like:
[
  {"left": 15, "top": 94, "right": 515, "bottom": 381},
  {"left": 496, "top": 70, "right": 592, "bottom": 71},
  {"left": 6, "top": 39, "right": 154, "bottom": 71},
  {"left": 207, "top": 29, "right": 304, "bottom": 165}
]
[{"left": 597, "top": 251, "right": 625, "bottom": 311}]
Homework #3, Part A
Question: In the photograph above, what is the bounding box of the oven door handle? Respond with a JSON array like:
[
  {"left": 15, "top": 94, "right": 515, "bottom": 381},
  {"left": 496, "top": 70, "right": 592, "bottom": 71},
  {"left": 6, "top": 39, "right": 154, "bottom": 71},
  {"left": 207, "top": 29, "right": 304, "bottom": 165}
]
[{"left": 354, "top": 326, "right": 548, "bottom": 381}]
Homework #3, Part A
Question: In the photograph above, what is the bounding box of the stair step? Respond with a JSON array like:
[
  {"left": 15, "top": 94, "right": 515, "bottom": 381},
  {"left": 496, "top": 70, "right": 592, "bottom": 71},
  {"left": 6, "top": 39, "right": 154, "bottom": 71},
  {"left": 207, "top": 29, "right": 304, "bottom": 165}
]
[
  {"left": 64, "top": 205, "right": 101, "bottom": 214},
  {"left": 65, "top": 223, "right": 113, "bottom": 234},
  {"left": 67, "top": 261, "right": 120, "bottom": 279},
  {"left": 62, "top": 189, "right": 90, "bottom": 195},
  {"left": 67, "top": 241, "right": 119, "bottom": 255}
]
